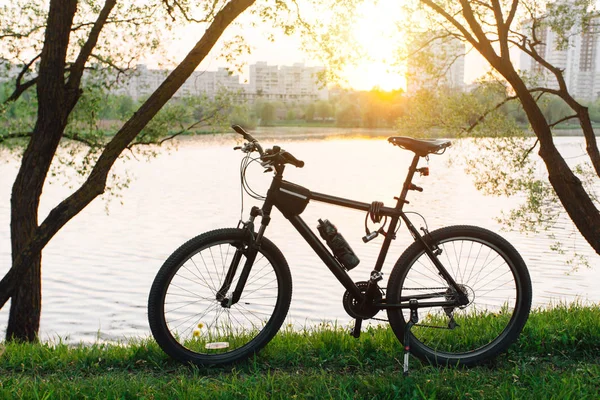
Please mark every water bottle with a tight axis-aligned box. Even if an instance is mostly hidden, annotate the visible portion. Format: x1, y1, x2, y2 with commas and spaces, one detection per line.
317, 219, 360, 271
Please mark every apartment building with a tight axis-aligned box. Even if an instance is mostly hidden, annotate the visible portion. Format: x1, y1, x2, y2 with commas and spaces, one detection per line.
249, 61, 327, 103
406, 34, 466, 94
113, 62, 327, 104
520, 8, 600, 101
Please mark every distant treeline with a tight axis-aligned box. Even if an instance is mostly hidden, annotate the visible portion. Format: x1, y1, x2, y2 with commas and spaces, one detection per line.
3, 82, 600, 134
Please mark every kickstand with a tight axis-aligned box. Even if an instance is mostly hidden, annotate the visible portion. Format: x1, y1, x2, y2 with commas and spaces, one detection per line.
403, 299, 419, 376
351, 318, 362, 338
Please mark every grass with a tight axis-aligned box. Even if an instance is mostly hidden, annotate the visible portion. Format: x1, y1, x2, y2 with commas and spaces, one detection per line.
0, 303, 599, 399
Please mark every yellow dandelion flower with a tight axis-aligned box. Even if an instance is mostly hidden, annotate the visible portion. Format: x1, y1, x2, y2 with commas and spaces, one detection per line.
193, 329, 201, 337
197, 322, 204, 329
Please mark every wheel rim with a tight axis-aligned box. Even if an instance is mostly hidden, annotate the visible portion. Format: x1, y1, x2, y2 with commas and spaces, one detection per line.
162, 239, 282, 357
399, 236, 521, 357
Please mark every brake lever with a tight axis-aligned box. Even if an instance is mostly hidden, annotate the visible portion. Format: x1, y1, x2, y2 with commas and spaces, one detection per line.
235, 142, 257, 153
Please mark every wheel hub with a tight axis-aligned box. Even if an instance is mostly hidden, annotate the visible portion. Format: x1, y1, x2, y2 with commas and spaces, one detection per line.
343, 281, 383, 319
444, 284, 475, 312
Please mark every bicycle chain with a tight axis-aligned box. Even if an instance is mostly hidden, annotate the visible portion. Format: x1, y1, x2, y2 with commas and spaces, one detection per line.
367, 288, 456, 327
401, 287, 456, 329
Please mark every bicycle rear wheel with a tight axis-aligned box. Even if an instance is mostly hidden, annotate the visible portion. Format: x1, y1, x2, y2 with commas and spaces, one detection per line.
387, 225, 531, 366
148, 228, 292, 366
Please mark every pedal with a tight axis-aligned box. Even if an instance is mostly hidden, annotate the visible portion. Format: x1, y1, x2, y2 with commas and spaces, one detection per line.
351, 318, 362, 338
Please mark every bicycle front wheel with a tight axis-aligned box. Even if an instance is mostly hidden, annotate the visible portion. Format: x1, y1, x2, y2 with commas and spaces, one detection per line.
387, 225, 531, 366
148, 228, 292, 366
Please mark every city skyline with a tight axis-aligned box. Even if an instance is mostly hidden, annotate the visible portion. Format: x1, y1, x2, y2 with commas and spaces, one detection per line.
111, 61, 328, 104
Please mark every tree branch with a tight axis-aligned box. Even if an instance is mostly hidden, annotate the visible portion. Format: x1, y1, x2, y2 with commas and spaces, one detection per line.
505, 0, 519, 29
458, 0, 501, 63
510, 32, 600, 175
70, 10, 159, 32
3, 77, 38, 104
0, 132, 32, 144
490, 0, 505, 28
490, 0, 511, 58
66, 0, 117, 100
404, 32, 463, 61
161, 0, 219, 23
520, 138, 539, 166
0, 25, 45, 40
471, 1, 494, 11
419, 0, 481, 49
88, 53, 128, 75
549, 114, 578, 128
62, 131, 102, 147
129, 107, 226, 148
2, 54, 41, 104
463, 94, 519, 134
527, 86, 562, 96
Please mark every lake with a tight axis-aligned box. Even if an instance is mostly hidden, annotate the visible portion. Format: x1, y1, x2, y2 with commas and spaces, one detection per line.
0, 129, 599, 342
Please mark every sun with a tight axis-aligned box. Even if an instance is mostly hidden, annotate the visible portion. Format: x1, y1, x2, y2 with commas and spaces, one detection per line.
338, 1, 407, 91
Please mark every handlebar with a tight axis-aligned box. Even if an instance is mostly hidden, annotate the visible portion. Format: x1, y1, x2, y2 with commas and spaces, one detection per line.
232, 124, 264, 156
232, 125, 304, 169
281, 150, 305, 168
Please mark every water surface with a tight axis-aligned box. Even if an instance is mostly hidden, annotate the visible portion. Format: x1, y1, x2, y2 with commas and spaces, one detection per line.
0, 132, 598, 342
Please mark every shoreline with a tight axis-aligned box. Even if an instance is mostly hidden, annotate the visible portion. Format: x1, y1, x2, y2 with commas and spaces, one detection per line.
172, 125, 594, 143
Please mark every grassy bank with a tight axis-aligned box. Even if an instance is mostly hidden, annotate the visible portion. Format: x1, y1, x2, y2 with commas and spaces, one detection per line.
1, 303, 599, 399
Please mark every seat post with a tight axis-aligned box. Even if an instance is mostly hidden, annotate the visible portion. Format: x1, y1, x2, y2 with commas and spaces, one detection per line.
395, 154, 421, 211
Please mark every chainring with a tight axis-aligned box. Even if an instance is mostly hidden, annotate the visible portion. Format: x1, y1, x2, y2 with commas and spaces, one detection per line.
342, 281, 383, 319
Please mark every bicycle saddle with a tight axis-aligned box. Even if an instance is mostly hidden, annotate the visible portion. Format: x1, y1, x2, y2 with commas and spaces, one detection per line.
388, 136, 452, 156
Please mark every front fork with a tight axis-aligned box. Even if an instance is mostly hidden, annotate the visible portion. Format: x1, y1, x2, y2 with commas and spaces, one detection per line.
216, 206, 268, 307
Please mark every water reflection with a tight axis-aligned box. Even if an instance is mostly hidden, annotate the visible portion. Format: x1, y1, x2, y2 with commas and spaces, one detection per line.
0, 132, 598, 342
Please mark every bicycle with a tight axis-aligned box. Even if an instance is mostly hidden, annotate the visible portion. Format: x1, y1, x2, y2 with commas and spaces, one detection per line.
148, 125, 532, 370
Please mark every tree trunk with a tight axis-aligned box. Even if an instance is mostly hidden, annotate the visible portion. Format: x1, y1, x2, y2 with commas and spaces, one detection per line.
6, 256, 41, 342
1, 0, 256, 341
418, 0, 600, 256
5, 0, 77, 341
506, 72, 600, 255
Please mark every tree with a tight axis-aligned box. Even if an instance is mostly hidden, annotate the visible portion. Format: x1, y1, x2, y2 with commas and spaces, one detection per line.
335, 101, 361, 127
314, 99, 333, 120
304, 102, 316, 121
259, 101, 276, 125
399, 1, 600, 257
0, 0, 262, 342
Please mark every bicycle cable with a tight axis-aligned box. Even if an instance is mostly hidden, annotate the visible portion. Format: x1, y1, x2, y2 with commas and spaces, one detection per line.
238, 153, 266, 221
404, 211, 429, 232
241, 155, 266, 201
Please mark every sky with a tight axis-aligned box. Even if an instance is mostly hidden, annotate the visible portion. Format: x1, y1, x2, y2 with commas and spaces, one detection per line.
0, 0, 492, 92
162, 1, 493, 92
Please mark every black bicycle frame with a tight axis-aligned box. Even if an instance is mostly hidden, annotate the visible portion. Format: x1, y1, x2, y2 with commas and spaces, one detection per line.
228, 153, 468, 311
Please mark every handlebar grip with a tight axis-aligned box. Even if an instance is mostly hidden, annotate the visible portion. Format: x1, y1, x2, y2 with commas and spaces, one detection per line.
232, 125, 264, 156
231, 124, 256, 142
282, 151, 304, 168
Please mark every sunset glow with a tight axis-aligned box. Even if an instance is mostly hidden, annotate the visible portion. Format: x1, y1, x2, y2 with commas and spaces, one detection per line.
337, 1, 407, 91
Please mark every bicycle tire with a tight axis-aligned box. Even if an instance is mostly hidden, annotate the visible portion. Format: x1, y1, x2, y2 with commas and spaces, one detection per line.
148, 228, 292, 366
387, 225, 531, 366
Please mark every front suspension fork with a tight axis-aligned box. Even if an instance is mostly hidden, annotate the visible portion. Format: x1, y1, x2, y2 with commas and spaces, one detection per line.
217, 207, 268, 307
